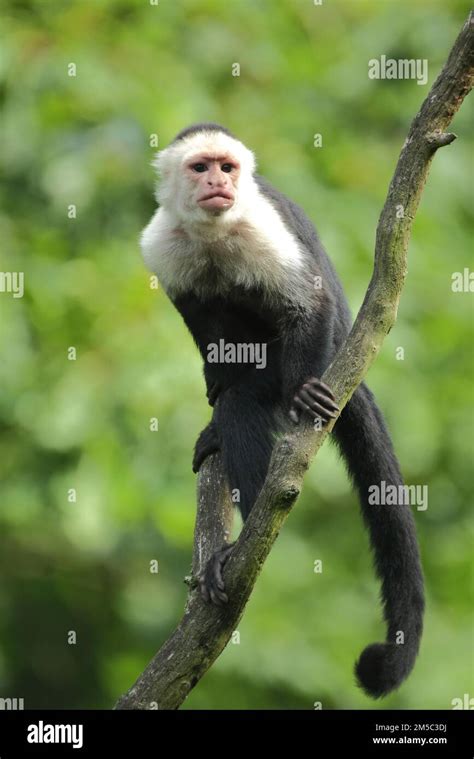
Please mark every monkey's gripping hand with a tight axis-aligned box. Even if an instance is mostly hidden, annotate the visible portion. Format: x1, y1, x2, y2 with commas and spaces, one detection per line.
289, 377, 339, 424
192, 421, 220, 473
199, 543, 235, 606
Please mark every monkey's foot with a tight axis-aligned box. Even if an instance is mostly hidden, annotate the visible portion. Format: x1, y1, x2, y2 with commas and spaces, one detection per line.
192, 421, 220, 473
199, 543, 235, 606
289, 377, 339, 424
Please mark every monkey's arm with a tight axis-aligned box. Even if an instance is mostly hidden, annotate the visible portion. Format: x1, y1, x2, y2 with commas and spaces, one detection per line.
280, 297, 339, 423
172, 293, 225, 402
172, 292, 253, 405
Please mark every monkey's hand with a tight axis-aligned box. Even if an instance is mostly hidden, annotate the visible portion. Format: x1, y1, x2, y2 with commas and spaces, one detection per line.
192, 421, 220, 473
199, 543, 235, 606
289, 377, 339, 424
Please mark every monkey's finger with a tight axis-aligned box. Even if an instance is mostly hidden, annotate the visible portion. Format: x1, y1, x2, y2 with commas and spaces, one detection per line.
200, 577, 226, 605
214, 552, 232, 594
216, 589, 228, 604
289, 407, 300, 423
306, 378, 337, 400
299, 388, 335, 411
303, 385, 339, 411
293, 396, 321, 420
214, 563, 226, 591
293, 396, 334, 422
199, 579, 210, 603
297, 391, 338, 420
209, 588, 224, 606
209, 578, 228, 605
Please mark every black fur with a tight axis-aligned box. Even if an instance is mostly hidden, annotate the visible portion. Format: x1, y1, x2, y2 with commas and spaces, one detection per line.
165, 125, 424, 698
171, 122, 235, 143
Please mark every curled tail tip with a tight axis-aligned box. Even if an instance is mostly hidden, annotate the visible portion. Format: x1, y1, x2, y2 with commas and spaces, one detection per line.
355, 642, 416, 699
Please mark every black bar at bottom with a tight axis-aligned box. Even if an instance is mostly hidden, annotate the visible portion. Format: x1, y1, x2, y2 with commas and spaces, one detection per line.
0, 709, 471, 756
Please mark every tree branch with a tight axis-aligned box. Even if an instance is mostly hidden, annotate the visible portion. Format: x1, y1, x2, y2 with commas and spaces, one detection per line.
116, 13, 473, 710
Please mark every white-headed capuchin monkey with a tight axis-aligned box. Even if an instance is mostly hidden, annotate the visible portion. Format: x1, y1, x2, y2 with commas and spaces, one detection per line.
140, 123, 424, 699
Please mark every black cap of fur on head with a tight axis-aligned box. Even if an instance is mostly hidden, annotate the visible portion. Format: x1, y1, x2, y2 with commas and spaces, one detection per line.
171, 122, 235, 143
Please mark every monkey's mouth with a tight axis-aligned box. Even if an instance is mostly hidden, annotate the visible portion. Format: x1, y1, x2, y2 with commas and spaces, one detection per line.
198, 191, 234, 211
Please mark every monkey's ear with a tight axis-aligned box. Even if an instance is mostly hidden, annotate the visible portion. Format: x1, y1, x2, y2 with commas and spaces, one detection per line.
151, 150, 170, 176
152, 141, 186, 177
240, 147, 257, 175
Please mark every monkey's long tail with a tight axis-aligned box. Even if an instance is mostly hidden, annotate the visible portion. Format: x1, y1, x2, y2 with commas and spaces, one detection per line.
333, 382, 424, 698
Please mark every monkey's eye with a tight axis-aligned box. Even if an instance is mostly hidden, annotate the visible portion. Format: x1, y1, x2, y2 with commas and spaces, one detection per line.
192, 163, 207, 173
221, 163, 234, 173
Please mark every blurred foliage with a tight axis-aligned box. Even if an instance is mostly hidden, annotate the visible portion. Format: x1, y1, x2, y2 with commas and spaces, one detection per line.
0, 0, 472, 710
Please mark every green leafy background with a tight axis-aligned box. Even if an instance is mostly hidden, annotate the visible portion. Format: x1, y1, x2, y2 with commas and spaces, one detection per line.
0, 0, 472, 709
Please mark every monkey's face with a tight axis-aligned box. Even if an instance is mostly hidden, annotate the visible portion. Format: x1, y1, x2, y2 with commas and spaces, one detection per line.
154, 130, 256, 227
185, 153, 240, 214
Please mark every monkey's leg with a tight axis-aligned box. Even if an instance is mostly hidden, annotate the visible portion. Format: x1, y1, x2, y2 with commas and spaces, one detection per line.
206, 380, 221, 407
199, 386, 277, 606
192, 421, 220, 473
